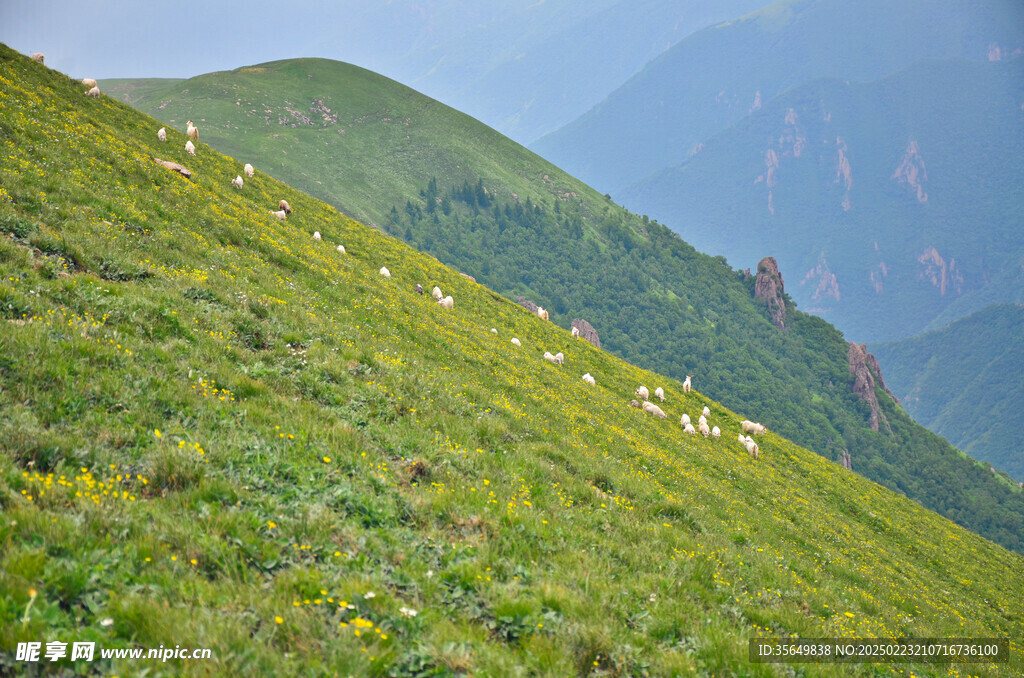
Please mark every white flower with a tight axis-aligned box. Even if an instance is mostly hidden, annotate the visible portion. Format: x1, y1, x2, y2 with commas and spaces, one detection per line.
425, 570, 434, 578
100, 618, 114, 627
399, 607, 418, 617
363, 591, 375, 599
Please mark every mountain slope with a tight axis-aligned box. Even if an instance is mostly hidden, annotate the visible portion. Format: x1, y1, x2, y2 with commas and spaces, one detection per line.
618, 57, 1024, 342
871, 304, 1024, 482
531, 0, 1024, 194
102, 56, 1024, 556
2, 43, 1023, 677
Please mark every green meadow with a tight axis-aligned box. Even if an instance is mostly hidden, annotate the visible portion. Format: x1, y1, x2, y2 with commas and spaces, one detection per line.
2, 45, 1022, 676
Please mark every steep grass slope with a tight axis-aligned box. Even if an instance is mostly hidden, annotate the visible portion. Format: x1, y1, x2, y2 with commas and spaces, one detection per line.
103, 57, 1024, 556
871, 304, 1024, 482
2, 46, 1023, 676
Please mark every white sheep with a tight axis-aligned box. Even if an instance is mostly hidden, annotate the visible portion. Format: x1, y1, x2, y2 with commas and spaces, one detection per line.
642, 401, 667, 419
85, 86, 100, 97
741, 420, 768, 435
82, 78, 97, 88
683, 375, 692, 393
572, 326, 580, 339
543, 351, 560, 365
554, 352, 564, 365
744, 436, 760, 459
336, 245, 346, 254
582, 373, 596, 385
432, 286, 443, 301
186, 120, 199, 142
655, 387, 665, 402
279, 199, 292, 215
537, 307, 549, 321
635, 386, 649, 400
313, 231, 321, 241
270, 210, 287, 220
699, 421, 710, 438
680, 413, 691, 426
244, 163, 254, 178
711, 426, 721, 439
185, 140, 195, 156
511, 338, 521, 347
31, 53, 45, 65
157, 127, 167, 142
379, 267, 391, 278
438, 295, 454, 309
697, 415, 707, 427
684, 423, 697, 435
702, 406, 710, 417
231, 175, 243, 190
737, 433, 747, 444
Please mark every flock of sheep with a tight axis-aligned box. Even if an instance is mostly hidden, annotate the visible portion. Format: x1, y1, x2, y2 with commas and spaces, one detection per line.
64, 58, 769, 462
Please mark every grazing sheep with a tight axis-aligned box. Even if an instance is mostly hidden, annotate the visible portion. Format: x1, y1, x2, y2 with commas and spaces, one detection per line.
741, 420, 768, 435
438, 295, 454, 309
244, 163, 254, 178
537, 307, 549, 321
490, 328, 497, 334
655, 387, 665, 402
683, 375, 692, 393
744, 436, 760, 459
629, 400, 642, 409
186, 120, 199, 142
185, 140, 195, 156
635, 386, 649, 400
313, 231, 321, 241
85, 86, 100, 97
279, 199, 292, 214
157, 127, 167, 142
699, 421, 710, 437
684, 423, 697, 435
582, 373, 596, 385
511, 338, 521, 347
432, 286, 443, 301
379, 267, 391, 278
231, 175, 243, 190
702, 406, 710, 417
737, 433, 747, 444
543, 351, 561, 365
680, 413, 691, 426
31, 53, 45, 64
572, 326, 580, 339
697, 415, 707, 427
554, 352, 564, 365
643, 401, 667, 419
82, 78, 97, 88
414, 284, 423, 294
337, 245, 346, 254
711, 426, 721, 439
270, 210, 287, 220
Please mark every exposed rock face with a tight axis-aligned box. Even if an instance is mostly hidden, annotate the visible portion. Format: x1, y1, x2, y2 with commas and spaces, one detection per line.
835, 137, 852, 211
917, 246, 963, 297
571, 318, 601, 349
800, 258, 840, 304
516, 296, 539, 314
840, 450, 852, 471
848, 342, 893, 432
864, 351, 897, 403
892, 140, 928, 203
754, 257, 787, 329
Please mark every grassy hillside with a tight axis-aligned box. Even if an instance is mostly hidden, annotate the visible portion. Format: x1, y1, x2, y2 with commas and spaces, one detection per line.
871, 304, 1024, 482
102, 56, 1024, 556
619, 58, 1024, 342
531, 0, 1024, 194
3, 43, 1023, 676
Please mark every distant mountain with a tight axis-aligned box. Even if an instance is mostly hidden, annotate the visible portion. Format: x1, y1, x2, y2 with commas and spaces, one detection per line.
104, 57, 1024, 554
618, 57, 1024, 342
872, 304, 1024, 482
532, 0, 1024, 194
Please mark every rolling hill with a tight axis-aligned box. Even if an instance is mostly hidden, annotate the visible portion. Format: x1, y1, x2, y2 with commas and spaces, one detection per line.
531, 0, 1024, 195
2, 42, 1023, 676
871, 304, 1024, 482
617, 57, 1024, 342
101, 56, 1024, 556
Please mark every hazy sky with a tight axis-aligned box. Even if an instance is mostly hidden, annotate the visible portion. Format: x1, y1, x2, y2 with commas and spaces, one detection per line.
0, 0, 518, 81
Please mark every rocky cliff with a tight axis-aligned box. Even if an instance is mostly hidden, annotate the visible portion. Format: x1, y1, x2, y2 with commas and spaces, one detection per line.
754, 256, 787, 329
848, 342, 893, 432
571, 318, 601, 349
